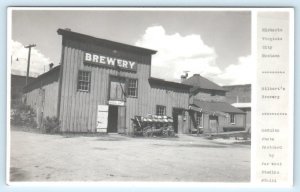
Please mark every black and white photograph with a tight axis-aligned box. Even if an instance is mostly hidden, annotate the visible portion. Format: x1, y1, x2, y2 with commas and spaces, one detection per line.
8, 8, 252, 183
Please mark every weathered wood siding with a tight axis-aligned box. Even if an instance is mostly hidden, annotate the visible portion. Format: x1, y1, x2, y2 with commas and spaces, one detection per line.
189, 112, 245, 133
219, 114, 245, 129
24, 82, 59, 118
240, 108, 251, 128
58, 37, 190, 133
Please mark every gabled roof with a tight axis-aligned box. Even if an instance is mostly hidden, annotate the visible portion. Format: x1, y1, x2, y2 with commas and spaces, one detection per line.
23, 65, 60, 93
182, 74, 225, 91
57, 28, 157, 55
193, 99, 244, 113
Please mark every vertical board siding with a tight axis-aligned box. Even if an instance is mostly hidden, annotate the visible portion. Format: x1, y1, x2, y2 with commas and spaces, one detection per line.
59, 38, 190, 133
201, 113, 245, 133
25, 82, 59, 118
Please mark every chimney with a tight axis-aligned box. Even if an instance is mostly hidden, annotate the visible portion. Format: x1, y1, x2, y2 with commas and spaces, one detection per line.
49, 63, 54, 70
180, 71, 189, 83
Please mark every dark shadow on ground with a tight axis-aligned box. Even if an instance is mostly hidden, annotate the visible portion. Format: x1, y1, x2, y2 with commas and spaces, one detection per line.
10, 167, 30, 181
153, 143, 228, 148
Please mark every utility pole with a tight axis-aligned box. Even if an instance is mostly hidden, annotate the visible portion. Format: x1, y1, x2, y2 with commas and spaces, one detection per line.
25, 44, 36, 85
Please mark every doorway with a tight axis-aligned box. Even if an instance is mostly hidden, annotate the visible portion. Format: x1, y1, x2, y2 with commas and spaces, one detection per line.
107, 105, 126, 133
172, 108, 184, 134
209, 115, 218, 133
107, 105, 118, 133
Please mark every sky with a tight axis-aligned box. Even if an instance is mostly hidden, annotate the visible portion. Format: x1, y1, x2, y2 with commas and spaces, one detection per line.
10, 9, 252, 85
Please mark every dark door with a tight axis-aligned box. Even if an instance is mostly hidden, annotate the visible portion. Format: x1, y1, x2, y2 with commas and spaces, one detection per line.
108, 105, 118, 133
172, 108, 184, 134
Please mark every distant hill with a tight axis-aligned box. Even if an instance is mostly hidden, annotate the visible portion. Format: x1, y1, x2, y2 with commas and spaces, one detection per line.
222, 84, 251, 104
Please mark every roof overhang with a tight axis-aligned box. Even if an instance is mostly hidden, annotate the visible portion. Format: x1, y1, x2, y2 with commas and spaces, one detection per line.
57, 28, 157, 55
189, 105, 230, 117
191, 100, 245, 114
149, 77, 193, 90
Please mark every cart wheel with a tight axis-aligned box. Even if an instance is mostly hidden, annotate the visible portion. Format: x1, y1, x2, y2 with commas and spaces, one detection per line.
142, 129, 148, 137
162, 129, 168, 137
169, 130, 175, 137
148, 129, 153, 137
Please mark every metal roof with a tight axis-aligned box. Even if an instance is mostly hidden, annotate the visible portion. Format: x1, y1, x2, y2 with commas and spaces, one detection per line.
182, 74, 226, 91
192, 99, 244, 114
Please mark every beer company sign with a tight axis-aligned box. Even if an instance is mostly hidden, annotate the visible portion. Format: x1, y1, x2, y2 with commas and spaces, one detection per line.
84, 52, 137, 72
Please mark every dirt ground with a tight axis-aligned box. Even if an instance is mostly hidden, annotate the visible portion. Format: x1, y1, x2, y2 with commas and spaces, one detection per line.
9, 128, 250, 182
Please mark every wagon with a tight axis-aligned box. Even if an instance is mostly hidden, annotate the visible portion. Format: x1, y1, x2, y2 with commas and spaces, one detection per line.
131, 115, 175, 137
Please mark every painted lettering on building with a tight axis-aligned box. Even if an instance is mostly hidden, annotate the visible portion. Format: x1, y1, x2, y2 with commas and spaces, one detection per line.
84, 52, 137, 72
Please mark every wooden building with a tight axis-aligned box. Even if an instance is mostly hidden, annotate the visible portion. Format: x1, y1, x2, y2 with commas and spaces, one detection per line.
182, 74, 246, 133
24, 28, 191, 134
23, 28, 246, 135
223, 84, 251, 129
23, 66, 60, 128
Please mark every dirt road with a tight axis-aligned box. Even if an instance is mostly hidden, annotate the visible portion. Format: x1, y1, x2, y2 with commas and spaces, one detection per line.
10, 129, 250, 182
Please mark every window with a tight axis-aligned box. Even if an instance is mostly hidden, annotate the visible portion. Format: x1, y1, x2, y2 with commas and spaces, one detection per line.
127, 78, 138, 97
156, 105, 166, 116
230, 113, 235, 124
77, 70, 91, 92
196, 112, 203, 128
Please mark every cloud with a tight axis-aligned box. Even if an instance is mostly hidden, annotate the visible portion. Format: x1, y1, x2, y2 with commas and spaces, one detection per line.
136, 26, 252, 85
216, 55, 253, 85
10, 40, 53, 77
135, 26, 219, 81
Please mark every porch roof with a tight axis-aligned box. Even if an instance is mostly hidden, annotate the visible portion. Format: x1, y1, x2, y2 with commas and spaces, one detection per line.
191, 99, 245, 114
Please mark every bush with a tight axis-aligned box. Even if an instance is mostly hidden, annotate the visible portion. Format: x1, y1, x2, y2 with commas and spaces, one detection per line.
43, 117, 60, 134
11, 103, 37, 128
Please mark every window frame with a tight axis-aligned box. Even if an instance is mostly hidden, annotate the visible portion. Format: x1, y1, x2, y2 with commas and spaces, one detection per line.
230, 113, 235, 124
156, 105, 166, 116
77, 70, 91, 92
127, 78, 138, 98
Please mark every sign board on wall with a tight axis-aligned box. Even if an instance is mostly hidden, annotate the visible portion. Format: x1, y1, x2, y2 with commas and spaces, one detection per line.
84, 52, 137, 72
108, 100, 125, 106
96, 105, 109, 133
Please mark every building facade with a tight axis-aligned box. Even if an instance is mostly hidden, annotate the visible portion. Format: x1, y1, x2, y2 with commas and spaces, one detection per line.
23, 28, 246, 135
183, 74, 246, 133
24, 29, 191, 134
223, 84, 251, 129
